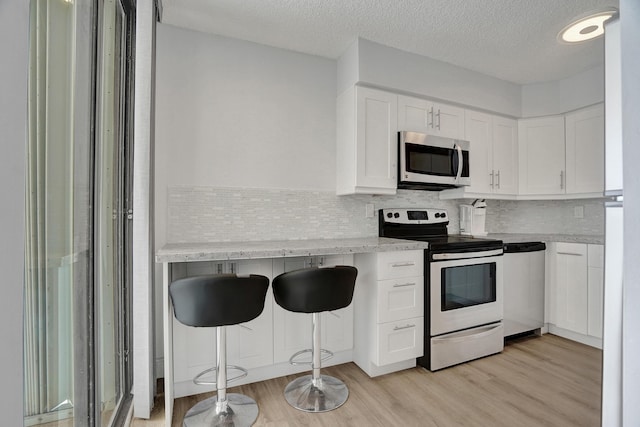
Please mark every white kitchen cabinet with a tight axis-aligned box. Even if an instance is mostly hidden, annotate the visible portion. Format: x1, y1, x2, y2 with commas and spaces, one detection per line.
353, 250, 424, 377
518, 116, 566, 195
226, 259, 274, 370
565, 104, 605, 195
397, 95, 465, 139
336, 86, 398, 195
587, 244, 604, 339
171, 258, 274, 390
272, 255, 354, 364
553, 243, 588, 335
463, 110, 517, 195
548, 242, 604, 348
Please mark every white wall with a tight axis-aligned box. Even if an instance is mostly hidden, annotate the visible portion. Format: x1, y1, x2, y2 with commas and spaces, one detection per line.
154, 24, 338, 371
521, 65, 604, 117
0, 0, 27, 425
343, 38, 523, 117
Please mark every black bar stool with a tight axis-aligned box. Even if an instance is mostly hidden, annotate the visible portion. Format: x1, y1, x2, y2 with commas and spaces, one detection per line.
169, 274, 269, 427
272, 265, 357, 412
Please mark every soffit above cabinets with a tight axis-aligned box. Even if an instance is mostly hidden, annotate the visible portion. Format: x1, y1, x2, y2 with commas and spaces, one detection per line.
160, 0, 618, 85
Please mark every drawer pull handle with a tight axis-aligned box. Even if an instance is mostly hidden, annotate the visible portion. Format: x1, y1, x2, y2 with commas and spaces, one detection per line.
393, 324, 416, 331
393, 282, 415, 288
391, 262, 415, 268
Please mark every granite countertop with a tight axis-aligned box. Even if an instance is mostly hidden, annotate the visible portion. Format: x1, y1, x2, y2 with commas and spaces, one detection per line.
487, 233, 604, 245
156, 237, 430, 263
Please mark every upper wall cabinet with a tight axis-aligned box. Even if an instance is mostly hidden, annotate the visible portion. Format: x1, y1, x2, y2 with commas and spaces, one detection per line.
439, 111, 517, 199
565, 104, 604, 195
518, 115, 566, 195
397, 95, 465, 140
464, 111, 518, 195
337, 86, 398, 195
518, 104, 604, 198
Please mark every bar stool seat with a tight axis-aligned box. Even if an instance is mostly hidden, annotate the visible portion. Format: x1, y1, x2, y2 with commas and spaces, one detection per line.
272, 265, 357, 412
170, 274, 269, 427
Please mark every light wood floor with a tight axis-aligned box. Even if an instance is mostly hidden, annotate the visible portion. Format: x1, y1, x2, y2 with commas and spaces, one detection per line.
133, 334, 602, 427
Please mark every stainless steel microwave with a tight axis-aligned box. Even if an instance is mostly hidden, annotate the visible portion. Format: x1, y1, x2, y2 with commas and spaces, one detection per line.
398, 131, 471, 191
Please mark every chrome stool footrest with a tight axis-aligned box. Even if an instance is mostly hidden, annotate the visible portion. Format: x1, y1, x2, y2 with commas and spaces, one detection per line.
288, 348, 334, 366
193, 365, 248, 386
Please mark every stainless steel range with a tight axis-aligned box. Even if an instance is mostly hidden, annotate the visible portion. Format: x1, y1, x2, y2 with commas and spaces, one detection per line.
379, 208, 504, 370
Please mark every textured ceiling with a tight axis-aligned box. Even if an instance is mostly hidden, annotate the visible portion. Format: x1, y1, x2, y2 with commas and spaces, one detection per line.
160, 0, 619, 85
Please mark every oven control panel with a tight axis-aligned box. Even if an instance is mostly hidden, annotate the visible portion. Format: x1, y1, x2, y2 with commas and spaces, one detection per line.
380, 208, 448, 225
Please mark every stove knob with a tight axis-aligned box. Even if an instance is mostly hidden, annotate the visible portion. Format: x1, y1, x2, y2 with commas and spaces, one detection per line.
394, 213, 400, 218
435, 213, 441, 218
387, 213, 392, 218
441, 212, 447, 218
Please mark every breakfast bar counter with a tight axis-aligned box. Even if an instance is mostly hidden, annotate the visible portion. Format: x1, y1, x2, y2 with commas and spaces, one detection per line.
157, 236, 429, 426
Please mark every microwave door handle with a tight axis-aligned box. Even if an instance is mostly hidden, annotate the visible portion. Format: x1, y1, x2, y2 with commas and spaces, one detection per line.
453, 144, 463, 183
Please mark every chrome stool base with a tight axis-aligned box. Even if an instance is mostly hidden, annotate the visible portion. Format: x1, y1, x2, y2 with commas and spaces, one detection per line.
183, 393, 259, 427
283, 374, 349, 412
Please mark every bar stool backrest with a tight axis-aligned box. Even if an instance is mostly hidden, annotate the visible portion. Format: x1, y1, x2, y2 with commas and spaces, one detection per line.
272, 265, 357, 313
169, 274, 269, 327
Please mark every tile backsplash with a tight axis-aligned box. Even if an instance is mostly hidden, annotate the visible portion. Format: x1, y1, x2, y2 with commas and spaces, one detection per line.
166, 186, 605, 243
485, 199, 604, 235
166, 186, 460, 243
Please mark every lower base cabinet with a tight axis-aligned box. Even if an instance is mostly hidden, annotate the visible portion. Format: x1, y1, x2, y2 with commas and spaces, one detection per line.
548, 242, 603, 348
170, 254, 355, 397
353, 250, 424, 377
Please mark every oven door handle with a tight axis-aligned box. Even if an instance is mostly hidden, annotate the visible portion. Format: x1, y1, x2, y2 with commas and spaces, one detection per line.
431, 248, 503, 260
453, 144, 463, 183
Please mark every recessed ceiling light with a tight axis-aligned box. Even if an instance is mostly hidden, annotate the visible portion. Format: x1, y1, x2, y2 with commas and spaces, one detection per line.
558, 8, 618, 43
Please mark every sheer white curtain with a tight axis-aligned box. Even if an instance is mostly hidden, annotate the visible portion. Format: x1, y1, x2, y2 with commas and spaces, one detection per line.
24, 0, 76, 423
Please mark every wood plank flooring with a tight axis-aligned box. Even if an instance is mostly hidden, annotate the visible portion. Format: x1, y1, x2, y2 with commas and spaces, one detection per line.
133, 334, 602, 427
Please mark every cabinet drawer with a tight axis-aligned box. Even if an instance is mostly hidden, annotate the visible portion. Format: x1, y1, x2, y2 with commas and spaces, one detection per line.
376, 250, 423, 280
374, 317, 424, 366
377, 276, 424, 323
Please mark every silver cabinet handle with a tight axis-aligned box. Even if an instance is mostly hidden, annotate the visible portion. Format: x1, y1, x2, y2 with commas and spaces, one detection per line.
393, 282, 416, 288
391, 261, 415, 268
560, 171, 565, 190
393, 324, 416, 331
216, 263, 224, 274
490, 170, 494, 189
496, 170, 501, 189
428, 107, 434, 128
436, 109, 441, 130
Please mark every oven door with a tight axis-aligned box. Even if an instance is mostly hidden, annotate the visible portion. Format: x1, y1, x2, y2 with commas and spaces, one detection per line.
429, 250, 503, 336
398, 131, 470, 188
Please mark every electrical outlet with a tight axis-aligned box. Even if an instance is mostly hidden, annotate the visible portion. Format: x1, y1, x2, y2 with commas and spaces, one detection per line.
365, 203, 374, 218
574, 205, 584, 218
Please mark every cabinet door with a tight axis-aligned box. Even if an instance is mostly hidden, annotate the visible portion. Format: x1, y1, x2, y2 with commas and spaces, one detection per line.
397, 96, 465, 139
464, 110, 493, 194
554, 243, 588, 334
226, 259, 274, 369
355, 87, 398, 191
565, 104, 605, 194
434, 103, 465, 139
398, 95, 431, 133
492, 116, 518, 195
587, 245, 604, 339
518, 116, 566, 195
